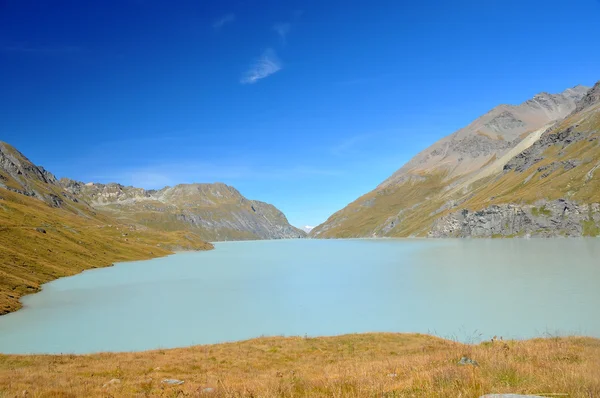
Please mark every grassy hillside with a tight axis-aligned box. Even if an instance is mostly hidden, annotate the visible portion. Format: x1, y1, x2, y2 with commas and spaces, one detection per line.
0, 187, 213, 315
1, 333, 598, 397
310, 173, 451, 238
462, 108, 600, 207
312, 84, 600, 239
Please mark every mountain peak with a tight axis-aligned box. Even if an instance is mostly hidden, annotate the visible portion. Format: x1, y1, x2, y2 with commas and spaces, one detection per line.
312, 80, 600, 240
380, 84, 588, 188
0, 141, 58, 189
574, 81, 600, 113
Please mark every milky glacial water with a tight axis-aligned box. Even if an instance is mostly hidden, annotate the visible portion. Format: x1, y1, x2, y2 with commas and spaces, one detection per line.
0, 238, 599, 354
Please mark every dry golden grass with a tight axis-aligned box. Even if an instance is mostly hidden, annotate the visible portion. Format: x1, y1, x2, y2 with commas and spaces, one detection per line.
313, 173, 450, 238
0, 188, 213, 315
0, 333, 599, 397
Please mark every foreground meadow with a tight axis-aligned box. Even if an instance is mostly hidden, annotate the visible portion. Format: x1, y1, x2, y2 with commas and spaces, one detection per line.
1, 333, 599, 397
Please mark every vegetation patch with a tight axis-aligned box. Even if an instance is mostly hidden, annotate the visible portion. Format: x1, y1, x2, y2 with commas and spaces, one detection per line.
0, 188, 213, 315
531, 205, 552, 217
582, 220, 600, 237
0, 334, 599, 397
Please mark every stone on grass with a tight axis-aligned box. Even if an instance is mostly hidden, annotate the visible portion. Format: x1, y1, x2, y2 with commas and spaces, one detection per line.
102, 378, 121, 388
480, 395, 548, 398
162, 378, 185, 385
458, 356, 479, 366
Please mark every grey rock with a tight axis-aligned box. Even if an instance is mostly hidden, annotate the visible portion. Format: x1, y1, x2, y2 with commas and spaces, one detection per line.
449, 134, 515, 158
102, 378, 121, 388
200, 387, 215, 394
504, 126, 592, 173
457, 356, 479, 366
574, 81, 600, 113
484, 110, 526, 133
429, 199, 600, 238
161, 379, 185, 385
0, 142, 83, 208
480, 395, 547, 398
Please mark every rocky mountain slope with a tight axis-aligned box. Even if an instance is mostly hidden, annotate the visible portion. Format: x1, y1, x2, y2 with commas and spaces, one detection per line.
60, 180, 306, 241
311, 83, 600, 238
0, 142, 213, 315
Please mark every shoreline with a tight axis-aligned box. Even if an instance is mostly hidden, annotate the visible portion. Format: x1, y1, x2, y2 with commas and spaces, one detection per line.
1, 330, 597, 356
0, 245, 213, 317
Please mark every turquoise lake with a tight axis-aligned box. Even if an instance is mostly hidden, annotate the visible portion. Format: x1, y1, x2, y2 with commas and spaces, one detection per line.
1, 239, 599, 354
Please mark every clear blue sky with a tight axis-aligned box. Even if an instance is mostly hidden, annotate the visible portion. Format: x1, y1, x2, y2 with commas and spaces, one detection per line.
1, 0, 599, 228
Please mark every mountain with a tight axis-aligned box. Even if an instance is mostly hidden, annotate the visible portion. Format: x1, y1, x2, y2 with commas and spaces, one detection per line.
311, 83, 600, 238
60, 180, 307, 241
0, 142, 303, 315
0, 142, 213, 314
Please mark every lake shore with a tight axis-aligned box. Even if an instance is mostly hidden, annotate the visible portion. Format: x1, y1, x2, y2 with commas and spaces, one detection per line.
1, 332, 599, 397
0, 214, 214, 316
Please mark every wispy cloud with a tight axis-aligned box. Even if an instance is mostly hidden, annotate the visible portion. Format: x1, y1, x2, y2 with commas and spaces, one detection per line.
240, 48, 282, 84
273, 22, 291, 43
213, 13, 235, 29
331, 134, 372, 157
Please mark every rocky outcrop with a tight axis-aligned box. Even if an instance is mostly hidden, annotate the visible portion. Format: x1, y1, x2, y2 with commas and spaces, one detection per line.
504, 126, 595, 173
0, 142, 81, 208
61, 180, 306, 241
0, 142, 58, 187
429, 200, 600, 238
574, 81, 600, 113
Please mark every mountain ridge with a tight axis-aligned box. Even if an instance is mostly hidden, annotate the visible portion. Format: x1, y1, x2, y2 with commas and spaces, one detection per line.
60, 179, 306, 241
311, 82, 600, 238
0, 142, 303, 315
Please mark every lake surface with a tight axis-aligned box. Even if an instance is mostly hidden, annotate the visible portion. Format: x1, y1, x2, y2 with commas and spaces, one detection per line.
1, 239, 599, 354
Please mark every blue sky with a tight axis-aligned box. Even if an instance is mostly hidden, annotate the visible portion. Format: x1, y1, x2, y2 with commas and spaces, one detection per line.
1, 0, 599, 228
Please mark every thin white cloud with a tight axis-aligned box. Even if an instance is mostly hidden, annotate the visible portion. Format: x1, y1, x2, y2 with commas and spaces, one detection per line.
240, 48, 282, 84
273, 22, 292, 43
213, 13, 235, 29
331, 134, 371, 157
